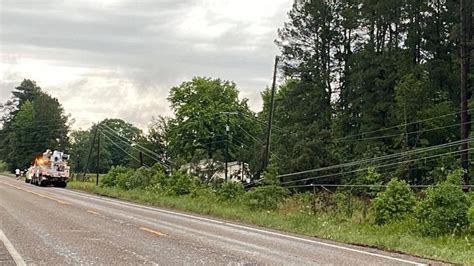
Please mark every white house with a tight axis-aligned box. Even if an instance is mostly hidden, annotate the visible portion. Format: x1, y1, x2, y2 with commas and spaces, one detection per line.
181, 159, 251, 183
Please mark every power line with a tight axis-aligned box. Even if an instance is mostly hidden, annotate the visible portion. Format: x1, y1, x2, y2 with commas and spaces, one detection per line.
278, 136, 474, 179
339, 120, 472, 143
98, 127, 161, 163
281, 147, 474, 185
101, 133, 149, 167
237, 124, 264, 144
239, 112, 286, 132
198, 139, 227, 146
98, 124, 171, 169
334, 109, 468, 141
168, 133, 226, 143
285, 183, 474, 189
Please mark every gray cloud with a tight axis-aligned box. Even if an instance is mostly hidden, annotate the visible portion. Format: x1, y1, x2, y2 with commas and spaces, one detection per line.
0, 0, 291, 129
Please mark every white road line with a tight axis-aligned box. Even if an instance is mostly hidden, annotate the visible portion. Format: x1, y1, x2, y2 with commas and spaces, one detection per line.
63, 189, 426, 265
0, 229, 26, 266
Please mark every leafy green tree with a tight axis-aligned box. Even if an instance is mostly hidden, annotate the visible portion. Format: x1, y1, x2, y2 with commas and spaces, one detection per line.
136, 116, 171, 168
71, 119, 144, 174
262, 80, 337, 181
69, 129, 111, 174
167, 77, 260, 172
98, 118, 142, 168
7, 101, 36, 169
0, 80, 70, 170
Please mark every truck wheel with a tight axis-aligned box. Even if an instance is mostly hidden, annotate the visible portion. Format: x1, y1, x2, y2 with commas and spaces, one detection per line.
58, 182, 67, 188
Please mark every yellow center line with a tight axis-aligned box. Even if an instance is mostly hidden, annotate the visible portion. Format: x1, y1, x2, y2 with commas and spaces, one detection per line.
86, 210, 100, 215
0, 181, 71, 205
140, 227, 166, 237
2, 181, 170, 237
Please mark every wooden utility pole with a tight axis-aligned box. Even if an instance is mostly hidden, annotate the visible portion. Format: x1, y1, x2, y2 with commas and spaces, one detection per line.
262, 56, 279, 171
96, 132, 100, 186
460, 0, 472, 189
225, 115, 230, 181
221, 111, 238, 181
139, 151, 144, 167
83, 124, 98, 180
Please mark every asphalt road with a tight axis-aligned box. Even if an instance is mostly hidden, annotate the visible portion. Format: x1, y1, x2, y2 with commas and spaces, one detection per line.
0, 175, 440, 265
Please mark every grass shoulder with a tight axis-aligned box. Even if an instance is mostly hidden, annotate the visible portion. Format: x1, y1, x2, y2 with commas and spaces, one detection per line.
67, 180, 473, 264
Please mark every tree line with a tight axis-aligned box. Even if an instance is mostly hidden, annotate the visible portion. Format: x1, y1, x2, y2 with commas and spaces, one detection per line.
267, 0, 472, 187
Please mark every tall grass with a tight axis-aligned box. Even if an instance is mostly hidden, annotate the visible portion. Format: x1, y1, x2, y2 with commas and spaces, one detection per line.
68, 180, 473, 264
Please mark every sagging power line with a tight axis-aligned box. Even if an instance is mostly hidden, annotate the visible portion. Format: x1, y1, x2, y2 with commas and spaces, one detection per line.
281, 147, 474, 186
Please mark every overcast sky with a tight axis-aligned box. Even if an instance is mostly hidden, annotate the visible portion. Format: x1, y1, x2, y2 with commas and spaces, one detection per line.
0, 0, 292, 130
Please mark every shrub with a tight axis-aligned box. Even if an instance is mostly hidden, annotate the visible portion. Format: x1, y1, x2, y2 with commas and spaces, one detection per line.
245, 185, 289, 210
262, 164, 280, 185
105, 164, 166, 190
351, 167, 383, 198
372, 178, 416, 225
189, 184, 216, 200
416, 170, 470, 236
217, 181, 245, 201
335, 191, 356, 218
165, 171, 196, 196
468, 205, 474, 232
101, 166, 132, 187
292, 192, 313, 210
126, 167, 149, 189
0, 161, 7, 172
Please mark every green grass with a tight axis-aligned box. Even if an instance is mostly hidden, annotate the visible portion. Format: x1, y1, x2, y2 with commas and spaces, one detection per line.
1, 171, 19, 179
68, 181, 473, 264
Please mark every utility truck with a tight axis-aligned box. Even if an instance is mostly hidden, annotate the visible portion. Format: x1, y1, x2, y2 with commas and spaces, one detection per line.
26, 149, 70, 188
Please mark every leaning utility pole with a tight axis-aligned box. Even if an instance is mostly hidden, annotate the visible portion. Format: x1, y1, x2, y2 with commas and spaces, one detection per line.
225, 114, 230, 181
96, 132, 100, 186
83, 124, 98, 180
262, 56, 279, 171
460, 0, 472, 189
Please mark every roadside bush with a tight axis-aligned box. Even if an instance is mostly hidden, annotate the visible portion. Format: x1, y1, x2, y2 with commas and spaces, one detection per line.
119, 164, 165, 189
101, 166, 132, 187
0, 161, 7, 172
416, 170, 470, 236
350, 167, 383, 198
189, 184, 216, 200
335, 191, 357, 218
245, 185, 289, 210
262, 164, 280, 185
280, 192, 314, 215
165, 171, 196, 196
372, 178, 416, 225
217, 181, 245, 201
468, 205, 474, 233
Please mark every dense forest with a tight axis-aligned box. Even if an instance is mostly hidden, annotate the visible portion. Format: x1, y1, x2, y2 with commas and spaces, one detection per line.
267, 0, 473, 187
